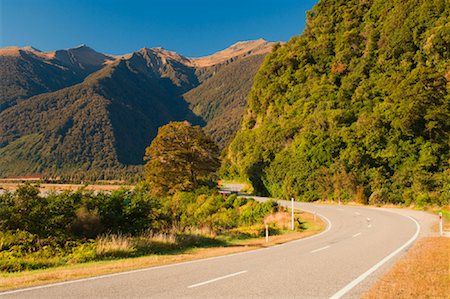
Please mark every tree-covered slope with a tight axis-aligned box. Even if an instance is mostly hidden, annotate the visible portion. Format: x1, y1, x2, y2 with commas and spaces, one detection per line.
224, 0, 450, 205
184, 54, 268, 148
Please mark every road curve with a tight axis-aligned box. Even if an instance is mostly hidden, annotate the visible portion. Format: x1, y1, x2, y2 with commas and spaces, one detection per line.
0, 199, 435, 299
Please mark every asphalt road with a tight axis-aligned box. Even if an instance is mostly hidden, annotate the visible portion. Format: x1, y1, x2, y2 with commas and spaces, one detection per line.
1, 198, 436, 299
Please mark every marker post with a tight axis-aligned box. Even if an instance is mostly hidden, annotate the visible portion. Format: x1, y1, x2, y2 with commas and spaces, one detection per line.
265, 224, 269, 243
439, 212, 443, 237
291, 198, 295, 231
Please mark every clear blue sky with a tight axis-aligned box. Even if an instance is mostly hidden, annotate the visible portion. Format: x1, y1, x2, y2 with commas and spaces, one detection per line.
1, 0, 318, 57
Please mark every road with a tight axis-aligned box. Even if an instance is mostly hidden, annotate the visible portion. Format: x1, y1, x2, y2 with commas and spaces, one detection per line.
0, 197, 436, 298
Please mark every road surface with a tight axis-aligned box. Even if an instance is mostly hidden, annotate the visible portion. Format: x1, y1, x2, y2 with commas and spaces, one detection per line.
0, 197, 436, 298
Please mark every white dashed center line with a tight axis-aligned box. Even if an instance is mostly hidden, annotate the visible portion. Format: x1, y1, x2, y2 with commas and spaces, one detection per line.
310, 245, 330, 253
188, 270, 248, 288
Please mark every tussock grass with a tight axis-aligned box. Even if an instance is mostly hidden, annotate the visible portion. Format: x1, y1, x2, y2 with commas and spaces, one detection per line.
95, 232, 220, 257
96, 234, 134, 256
135, 232, 177, 247
364, 237, 450, 299
265, 211, 292, 230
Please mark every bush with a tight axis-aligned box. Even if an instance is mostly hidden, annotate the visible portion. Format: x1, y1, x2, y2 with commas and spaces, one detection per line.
0, 184, 162, 240
0, 184, 281, 272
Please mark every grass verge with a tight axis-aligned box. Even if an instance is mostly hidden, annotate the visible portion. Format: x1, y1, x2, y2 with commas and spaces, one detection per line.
363, 237, 450, 298
0, 210, 324, 291
0, 182, 132, 192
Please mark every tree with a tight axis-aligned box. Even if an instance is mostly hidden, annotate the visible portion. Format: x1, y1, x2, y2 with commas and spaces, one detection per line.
144, 122, 220, 196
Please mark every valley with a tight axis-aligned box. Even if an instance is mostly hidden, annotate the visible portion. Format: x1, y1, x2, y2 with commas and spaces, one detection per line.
0, 39, 275, 181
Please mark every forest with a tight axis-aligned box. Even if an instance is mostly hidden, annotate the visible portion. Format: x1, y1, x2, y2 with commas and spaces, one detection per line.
223, 0, 450, 205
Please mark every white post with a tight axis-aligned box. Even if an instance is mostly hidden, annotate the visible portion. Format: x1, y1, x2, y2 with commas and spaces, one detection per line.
439, 212, 443, 237
265, 224, 269, 243
291, 198, 295, 230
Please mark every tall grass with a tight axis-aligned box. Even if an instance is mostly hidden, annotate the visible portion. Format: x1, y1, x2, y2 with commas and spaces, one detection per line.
94, 231, 222, 258
96, 234, 134, 256
264, 211, 292, 230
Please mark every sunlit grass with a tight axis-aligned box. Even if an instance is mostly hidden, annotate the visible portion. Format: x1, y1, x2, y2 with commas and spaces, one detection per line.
364, 237, 450, 298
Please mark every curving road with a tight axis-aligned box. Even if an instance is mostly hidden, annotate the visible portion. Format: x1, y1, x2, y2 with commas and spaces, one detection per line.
0, 197, 436, 298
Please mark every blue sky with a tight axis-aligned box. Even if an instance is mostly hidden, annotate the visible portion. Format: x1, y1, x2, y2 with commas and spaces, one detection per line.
1, 0, 317, 57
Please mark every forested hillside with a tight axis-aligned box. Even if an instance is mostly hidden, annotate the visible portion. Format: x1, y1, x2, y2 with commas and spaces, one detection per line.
184, 54, 268, 147
223, 0, 450, 205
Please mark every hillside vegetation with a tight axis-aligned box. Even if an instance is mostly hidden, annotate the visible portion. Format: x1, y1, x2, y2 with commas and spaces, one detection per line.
184, 54, 267, 148
223, 0, 450, 205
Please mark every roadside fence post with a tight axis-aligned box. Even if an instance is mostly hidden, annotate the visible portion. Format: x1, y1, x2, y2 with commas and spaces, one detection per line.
291, 198, 295, 231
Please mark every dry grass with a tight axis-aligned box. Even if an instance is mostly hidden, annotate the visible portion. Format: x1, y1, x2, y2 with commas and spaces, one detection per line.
0, 183, 132, 192
96, 234, 134, 256
364, 237, 450, 299
96, 232, 183, 256
265, 211, 292, 229
134, 232, 178, 249
0, 212, 326, 291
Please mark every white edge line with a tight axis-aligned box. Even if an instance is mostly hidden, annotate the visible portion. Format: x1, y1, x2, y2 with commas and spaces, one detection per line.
187, 270, 247, 288
329, 215, 420, 299
0, 198, 332, 296
352, 233, 361, 238
310, 245, 330, 253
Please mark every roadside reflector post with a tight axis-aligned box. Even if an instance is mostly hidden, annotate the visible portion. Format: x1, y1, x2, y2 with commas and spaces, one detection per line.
291, 198, 295, 231
265, 224, 269, 243
439, 212, 443, 237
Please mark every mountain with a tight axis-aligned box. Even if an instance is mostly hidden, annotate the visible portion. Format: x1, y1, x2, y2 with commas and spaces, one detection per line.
189, 38, 272, 67
0, 45, 115, 110
183, 39, 275, 147
223, 0, 450, 205
184, 53, 270, 147
0, 39, 275, 180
